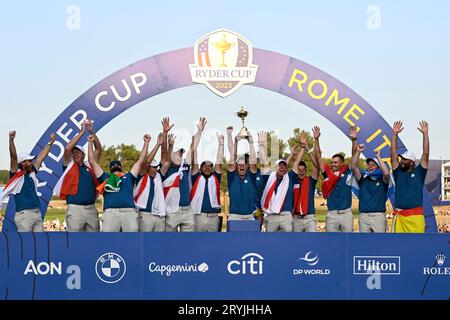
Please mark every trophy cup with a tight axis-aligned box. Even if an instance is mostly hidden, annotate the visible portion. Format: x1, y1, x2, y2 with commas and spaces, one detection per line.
236, 106, 249, 138
214, 33, 235, 67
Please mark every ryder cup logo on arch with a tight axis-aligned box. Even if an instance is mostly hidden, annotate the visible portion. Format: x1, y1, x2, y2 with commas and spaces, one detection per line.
189, 29, 258, 97
95, 252, 126, 284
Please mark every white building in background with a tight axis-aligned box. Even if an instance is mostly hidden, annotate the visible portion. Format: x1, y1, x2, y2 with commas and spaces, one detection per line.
441, 161, 450, 200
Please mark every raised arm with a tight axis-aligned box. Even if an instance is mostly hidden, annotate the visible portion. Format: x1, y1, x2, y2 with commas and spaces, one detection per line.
130, 134, 151, 177
292, 133, 308, 174
146, 133, 164, 165
87, 135, 104, 177
86, 119, 102, 162
309, 143, 319, 180
312, 126, 325, 173
161, 117, 174, 167
34, 134, 56, 171
161, 133, 174, 175
191, 136, 199, 175
417, 121, 429, 169
248, 132, 257, 173
285, 143, 296, 169
63, 121, 86, 165
350, 144, 364, 181
9, 131, 18, 173
228, 133, 244, 172
258, 131, 270, 171
308, 135, 319, 177
375, 149, 390, 184
140, 133, 163, 176
186, 117, 206, 166
215, 133, 224, 173
226, 126, 235, 162
391, 121, 404, 171
292, 146, 306, 174
349, 126, 358, 158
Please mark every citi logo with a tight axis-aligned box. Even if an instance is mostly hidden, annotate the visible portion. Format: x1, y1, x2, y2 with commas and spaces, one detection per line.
227, 253, 263, 275
353, 256, 401, 275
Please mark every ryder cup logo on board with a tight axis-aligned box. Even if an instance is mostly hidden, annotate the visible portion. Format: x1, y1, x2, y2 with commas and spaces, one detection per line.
189, 29, 258, 97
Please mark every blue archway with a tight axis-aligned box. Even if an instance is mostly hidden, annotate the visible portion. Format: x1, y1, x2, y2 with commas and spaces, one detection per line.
1, 47, 437, 232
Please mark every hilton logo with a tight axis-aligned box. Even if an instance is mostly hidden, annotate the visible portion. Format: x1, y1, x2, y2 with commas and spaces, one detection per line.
353, 256, 401, 275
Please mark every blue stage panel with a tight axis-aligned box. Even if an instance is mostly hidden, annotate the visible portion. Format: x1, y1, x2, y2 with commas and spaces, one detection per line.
0, 233, 448, 300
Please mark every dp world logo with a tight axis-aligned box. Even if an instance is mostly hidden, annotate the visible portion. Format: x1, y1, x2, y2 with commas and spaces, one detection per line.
300, 251, 320, 266
189, 29, 258, 97
293, 251, 331, 276
95, 253, 126, 284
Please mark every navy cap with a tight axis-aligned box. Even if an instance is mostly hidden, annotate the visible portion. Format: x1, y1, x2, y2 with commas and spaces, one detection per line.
109, 160, 122, 170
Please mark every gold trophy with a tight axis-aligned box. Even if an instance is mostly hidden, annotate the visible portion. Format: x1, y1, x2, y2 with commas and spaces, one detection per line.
214, 33, 234, 67
236, 106, 249, 138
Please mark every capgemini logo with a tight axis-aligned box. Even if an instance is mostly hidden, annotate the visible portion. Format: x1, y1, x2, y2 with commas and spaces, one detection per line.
436, 254, 446, 267
299, 251, 319, 266
148, 261, 209, 276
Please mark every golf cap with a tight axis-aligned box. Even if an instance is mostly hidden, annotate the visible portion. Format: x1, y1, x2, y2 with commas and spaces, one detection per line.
274, 159, 288, 167
400, 151, 416, 162
366, 157, 380, 167
109, 160, 122, 170
201, 160, 214, 167
18, 153, 35, 163
149, 159, 160, 168
72, 145, 86, 155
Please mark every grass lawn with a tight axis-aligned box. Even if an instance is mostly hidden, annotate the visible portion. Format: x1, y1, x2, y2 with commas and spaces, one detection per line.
1, 208, 67, 222
315, 209, 359, 222
43, 209, 67, 221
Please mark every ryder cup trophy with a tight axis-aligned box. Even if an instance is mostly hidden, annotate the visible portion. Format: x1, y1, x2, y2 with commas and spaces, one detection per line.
214, 33, 234, 67
236, 106, 249, 138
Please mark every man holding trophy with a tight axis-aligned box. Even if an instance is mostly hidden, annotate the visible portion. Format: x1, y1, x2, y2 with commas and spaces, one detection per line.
225, 107, 259, 221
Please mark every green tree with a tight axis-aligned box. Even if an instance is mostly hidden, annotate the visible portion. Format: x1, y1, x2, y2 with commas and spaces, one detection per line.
0, 170, 9, 185
98, 144, 140, 173
266, 130, 287, 161
117, 144, 140, 172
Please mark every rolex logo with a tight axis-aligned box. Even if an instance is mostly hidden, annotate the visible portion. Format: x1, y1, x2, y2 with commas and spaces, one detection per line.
436, 254, 446, 266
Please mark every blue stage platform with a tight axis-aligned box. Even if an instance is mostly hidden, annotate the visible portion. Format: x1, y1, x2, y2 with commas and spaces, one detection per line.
0, 232, 448, 300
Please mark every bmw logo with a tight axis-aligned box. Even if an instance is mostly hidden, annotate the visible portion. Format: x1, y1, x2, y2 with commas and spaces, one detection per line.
95, 252, 126, 284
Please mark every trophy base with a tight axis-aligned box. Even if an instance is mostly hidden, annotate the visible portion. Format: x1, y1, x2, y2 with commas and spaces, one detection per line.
239, 129, 249, 138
